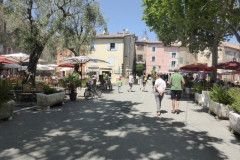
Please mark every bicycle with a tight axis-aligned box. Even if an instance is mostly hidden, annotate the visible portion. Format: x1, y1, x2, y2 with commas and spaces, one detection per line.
84, 82, 102, 100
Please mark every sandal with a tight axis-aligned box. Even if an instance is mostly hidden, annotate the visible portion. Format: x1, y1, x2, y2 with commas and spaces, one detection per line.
176, 110, 179, 114
172, 111, 176, 114
157, 112, 161, 116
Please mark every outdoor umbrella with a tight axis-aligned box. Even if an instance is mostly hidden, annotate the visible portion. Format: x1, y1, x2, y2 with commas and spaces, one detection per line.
212, 61, 240, 70
37, 64, 55, 71
180, 63, 216, 72
0, 58, 16, 64
58, 63, 75, 68
57, 56, 108, 79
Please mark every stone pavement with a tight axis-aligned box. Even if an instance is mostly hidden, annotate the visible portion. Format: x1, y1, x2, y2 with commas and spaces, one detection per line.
0, 82, 240, 160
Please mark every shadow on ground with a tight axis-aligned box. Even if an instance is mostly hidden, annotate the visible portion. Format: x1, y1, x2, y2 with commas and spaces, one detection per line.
0, 97, 229, 160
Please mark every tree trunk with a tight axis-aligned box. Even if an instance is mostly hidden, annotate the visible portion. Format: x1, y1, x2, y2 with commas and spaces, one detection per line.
74, 64, 79, 73
22, 52, 41, 86
211, 40, 219, 82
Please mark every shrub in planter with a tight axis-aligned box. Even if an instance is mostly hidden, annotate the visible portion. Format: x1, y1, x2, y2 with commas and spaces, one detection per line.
210, 85, 233, 105
0, 80, 14, 120
227, 87, 240, 114
193, 82, 204, 94
43, 85, 58, 95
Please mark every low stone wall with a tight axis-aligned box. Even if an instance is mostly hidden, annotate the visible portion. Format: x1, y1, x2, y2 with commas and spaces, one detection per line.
209, 100, 230, 119
229, 111, 240, 134
0, 100, 15, 120
37, 92, 65, 108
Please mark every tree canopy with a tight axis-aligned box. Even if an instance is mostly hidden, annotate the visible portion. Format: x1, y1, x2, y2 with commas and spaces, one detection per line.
142, 0, 240, 80
2, 0, 106, 84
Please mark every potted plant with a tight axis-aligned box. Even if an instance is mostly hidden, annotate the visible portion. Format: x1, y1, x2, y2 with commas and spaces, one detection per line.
227, 87, 240, 134
0, 80, 15, 120
209, 85, 233, 119
60, 73, 81, 101
36, 85, 65, 108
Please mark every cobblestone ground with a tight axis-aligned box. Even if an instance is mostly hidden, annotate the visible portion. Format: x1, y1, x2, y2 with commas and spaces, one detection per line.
0, 82, 240, 160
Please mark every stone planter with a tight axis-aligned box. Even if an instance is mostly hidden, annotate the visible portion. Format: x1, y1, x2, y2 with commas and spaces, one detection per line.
194, 93, 199, 103
202, 91, 210, 107
37, 92, 65, 108
198, 94, 203, 106
209, 101, 219, 115
229, 111, 240, 134
77, 87, 87, 97
209, 100, 230, 119
0, 100, 15, 120
185, 87, 191, 95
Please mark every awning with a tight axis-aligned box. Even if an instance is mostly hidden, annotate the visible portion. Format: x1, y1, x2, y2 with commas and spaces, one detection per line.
100, 68, 112, 71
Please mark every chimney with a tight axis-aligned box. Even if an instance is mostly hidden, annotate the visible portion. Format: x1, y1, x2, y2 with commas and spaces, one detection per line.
123, 29, 125, 35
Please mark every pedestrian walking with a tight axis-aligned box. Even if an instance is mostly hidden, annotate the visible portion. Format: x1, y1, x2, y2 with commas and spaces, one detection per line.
127, 72, 134, 92
154, 73, 166, 116
118, 77, 122, 93
169, 68, 185, 114
140, 74, 147, 92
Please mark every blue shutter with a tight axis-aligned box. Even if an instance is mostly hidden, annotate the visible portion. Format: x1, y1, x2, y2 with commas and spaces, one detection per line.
115, 43, 118, 51
93, 43, 96, 51
107, 43, 110, 51
108, 58, 114, 66
176, 52, 179, 58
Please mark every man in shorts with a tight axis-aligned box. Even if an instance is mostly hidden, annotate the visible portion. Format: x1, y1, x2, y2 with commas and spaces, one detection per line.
169, 68, 185, 114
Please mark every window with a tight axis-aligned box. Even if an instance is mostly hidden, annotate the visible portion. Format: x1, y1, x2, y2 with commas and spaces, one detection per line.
137, 44, 144, 50
153, 66, 156, 71
91, 57, 97, 66
110, 43, 115, 50
171, 52, 176, 58
151, 56, 156, 62
108, 57, 114, 66
170, 61, 177, 69
107, 43, 118, 51
137, 55, 143, 61
152, 46, 156, 52
179, 57, 183, 64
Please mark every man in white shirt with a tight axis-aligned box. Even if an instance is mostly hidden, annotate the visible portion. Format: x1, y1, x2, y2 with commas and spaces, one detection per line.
127, 72, 134, 92
154, 72, 166, 116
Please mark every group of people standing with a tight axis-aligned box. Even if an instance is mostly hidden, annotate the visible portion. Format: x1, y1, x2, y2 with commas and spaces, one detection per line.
120, 69, 185, 117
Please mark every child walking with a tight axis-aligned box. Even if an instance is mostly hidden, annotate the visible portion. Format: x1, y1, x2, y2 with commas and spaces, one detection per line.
118, 77, 123, 93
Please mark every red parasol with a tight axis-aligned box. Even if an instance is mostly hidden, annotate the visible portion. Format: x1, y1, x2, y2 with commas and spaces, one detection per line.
0, 58, 16, 64
212, 61, 240, 70
58, 63, 74, 68
180, 63, 216, 72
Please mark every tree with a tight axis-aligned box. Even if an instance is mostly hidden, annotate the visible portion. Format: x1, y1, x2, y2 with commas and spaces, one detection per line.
58, 1, 106, 73
142, 0, 240, 80
135, 63, 145, 76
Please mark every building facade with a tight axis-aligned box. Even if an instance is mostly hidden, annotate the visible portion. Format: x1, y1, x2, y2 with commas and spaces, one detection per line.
86, 32, 137, 84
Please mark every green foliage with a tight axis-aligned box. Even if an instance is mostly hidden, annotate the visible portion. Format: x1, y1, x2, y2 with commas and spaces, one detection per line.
64, 73, 81, 93
193, 82, 203, 94
0, 80, 13, 107
210, 85, 233, 105
135, 64, 145, 76
227, 87, 240, 113
184, 78, 193, 88
80, 78, 91, 88
43, 86, 58, 95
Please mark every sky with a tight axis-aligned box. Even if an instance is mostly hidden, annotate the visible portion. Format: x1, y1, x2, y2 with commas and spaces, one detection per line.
97, 0, 157, 41
97, 0, 239, 44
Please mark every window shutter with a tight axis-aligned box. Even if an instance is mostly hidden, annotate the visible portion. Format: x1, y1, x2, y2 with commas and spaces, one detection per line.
169, 61, 172, 69
107, 43, 110, 51
115, 43, 118, 51
108, 57, 114, 66
93, 43, 96, 51
176, 52, 179, 58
